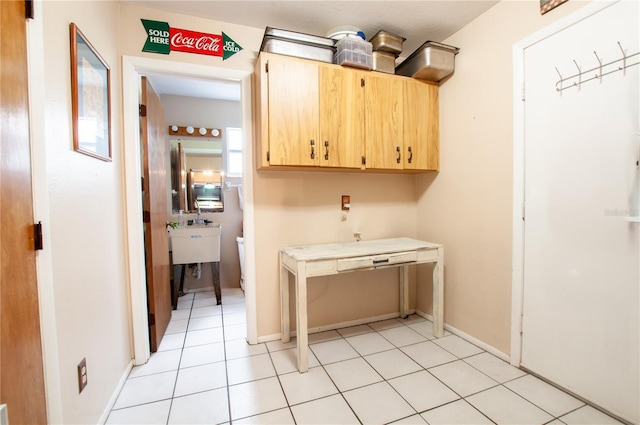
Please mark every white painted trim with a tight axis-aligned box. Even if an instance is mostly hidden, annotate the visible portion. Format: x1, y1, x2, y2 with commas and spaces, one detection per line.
121, 56, 256, 362
510, 39, 526, 367
97, 360, 134, 424
256, 311, 413, 344
262, 306, 511, 363
510, 0, 618, 368
0, 405, 7, 425
26, 4, 64, 423
239, 75, 258, 345
414, 310, 433, 322
257, 333, 284, 344
301, 312, 408, 337
445, 324, 509, 363
414, 310, 510, 362
122, 57, 150, 366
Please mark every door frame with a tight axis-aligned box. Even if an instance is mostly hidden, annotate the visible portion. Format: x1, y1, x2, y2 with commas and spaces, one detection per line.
122, 56, 256, 364
25, 2, 63, 422
510, 0, 620, 366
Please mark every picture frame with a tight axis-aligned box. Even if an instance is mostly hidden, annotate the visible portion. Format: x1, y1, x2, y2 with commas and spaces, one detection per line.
540, 0, 569, 15
70, 23, 112, 161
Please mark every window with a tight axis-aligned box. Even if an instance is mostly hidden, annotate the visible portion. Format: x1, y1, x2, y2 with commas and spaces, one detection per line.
226, 127, 242, 177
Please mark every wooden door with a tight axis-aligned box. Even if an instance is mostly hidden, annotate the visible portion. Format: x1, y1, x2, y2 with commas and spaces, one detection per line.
403, 79, 439, 171
318, 65, 365, 169
364, 73, 404, 170
141, 77, 171, 352
266, 54, 320, 166
0, 0, 48, 423
521, 1, 638, 421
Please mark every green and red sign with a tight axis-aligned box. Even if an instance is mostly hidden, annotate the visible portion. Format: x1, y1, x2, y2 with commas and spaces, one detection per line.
141, 19, 242, 61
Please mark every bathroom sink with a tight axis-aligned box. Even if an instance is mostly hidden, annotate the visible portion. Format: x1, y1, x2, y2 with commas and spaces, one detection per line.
169, 224, 221, 264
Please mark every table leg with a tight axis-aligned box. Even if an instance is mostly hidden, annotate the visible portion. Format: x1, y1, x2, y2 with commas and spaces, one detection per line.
433, 247, 445, 338
280, 253, 290, 343
211, 262, 221, 305
179, 265, 186, 296
296, 261, 309, 373
400, 265, 409, 319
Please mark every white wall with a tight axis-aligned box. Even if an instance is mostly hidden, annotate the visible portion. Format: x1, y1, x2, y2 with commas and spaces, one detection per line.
37, 1, 132, 423
415, 0, 592, 355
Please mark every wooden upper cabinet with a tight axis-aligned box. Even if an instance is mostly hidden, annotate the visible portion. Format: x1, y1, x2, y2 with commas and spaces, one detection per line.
254, 52, 439, 173
319, 65, 365, 169
364, 72, 404, 170
403, 79, 439, 171
263, 54, 320, 166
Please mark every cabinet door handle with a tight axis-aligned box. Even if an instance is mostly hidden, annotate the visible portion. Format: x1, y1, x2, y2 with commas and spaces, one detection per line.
396, 146, 401, 164
324, 141, 329, 160
407, 146, 413, 164
310, 139, 315, 159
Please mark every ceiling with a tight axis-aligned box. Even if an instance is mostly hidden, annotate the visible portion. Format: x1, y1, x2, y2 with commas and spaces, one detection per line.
130, 0, 499, 101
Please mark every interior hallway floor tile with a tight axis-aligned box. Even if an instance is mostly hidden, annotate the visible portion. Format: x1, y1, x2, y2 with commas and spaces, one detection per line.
107, 290, 626, 425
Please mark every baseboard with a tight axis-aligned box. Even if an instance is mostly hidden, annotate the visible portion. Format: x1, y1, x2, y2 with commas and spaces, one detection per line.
256, 310, 416, 344
98, 360, 134, 424
415, 309, 509, 362
259, 309, 510, 364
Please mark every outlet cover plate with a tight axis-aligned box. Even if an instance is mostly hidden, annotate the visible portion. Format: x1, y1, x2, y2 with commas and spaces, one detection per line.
77, 358, 88, 393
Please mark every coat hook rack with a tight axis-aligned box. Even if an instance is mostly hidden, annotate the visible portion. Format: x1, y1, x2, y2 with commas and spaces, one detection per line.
555, 41, 639, 93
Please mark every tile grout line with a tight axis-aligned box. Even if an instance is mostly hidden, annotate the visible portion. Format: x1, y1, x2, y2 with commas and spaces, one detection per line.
219, 299, 235, 425
265, 338, 298, 423
311, 338, 366, 425
165, 294, 194, 424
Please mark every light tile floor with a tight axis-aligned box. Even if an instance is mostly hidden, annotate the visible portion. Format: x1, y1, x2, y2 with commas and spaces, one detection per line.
107, 288, 624, 425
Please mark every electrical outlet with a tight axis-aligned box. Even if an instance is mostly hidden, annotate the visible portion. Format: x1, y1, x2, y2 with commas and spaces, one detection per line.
77, 358, 88, 393
341, 195, 350, 211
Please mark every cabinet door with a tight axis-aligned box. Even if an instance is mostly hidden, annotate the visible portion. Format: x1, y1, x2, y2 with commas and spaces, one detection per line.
266, 55, 320, 166
319, 65, 365, 169
364, 73, 404, 170
403, 79, 439, 171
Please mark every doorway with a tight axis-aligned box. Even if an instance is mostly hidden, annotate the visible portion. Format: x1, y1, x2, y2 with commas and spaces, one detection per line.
122, 56, 256, 365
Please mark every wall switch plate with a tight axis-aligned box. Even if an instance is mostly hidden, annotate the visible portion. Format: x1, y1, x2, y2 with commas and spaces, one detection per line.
341, 195, 350, 211
77, 358, 88, 393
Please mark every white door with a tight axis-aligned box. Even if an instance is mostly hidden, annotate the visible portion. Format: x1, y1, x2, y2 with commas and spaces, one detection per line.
522, 1, 639, 423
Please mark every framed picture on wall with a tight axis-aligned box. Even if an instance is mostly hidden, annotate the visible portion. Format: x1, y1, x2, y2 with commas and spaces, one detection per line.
540, 0, 569, 15
70, 23, 112, 161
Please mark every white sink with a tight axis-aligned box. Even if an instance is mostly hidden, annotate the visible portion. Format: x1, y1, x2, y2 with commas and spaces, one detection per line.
169, 224, 221, 264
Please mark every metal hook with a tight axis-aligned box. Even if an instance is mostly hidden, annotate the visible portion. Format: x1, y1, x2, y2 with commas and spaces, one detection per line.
573, 60, 582, 88
593, 51, 602, 80
617, 41, 627, 73
555, 67, 563, 92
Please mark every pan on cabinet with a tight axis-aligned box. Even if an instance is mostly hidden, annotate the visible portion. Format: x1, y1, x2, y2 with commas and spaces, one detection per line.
253, 52, 439, 173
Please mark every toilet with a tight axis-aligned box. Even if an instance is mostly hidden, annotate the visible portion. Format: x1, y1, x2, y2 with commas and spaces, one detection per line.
236, 236, 245, 291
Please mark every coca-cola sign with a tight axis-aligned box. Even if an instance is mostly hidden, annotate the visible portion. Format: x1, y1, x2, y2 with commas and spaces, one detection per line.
141, 19, 242, 61
170, 28, 222, 56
